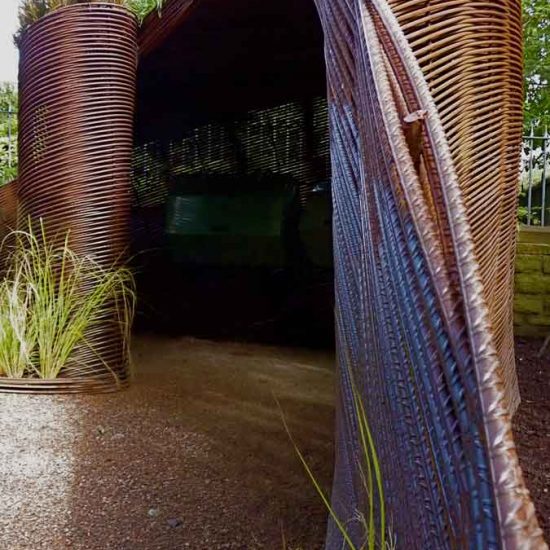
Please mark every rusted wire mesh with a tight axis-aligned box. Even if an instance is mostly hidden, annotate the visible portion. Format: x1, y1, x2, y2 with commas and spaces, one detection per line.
133, 0, 543, 546
5, 3, 138, 393
0, 0, 542, 545
131, 99, 330, 250
315, 0, 544, 547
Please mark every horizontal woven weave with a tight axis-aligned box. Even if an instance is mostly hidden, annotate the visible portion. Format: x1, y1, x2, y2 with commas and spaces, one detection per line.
10, 3, 138, 393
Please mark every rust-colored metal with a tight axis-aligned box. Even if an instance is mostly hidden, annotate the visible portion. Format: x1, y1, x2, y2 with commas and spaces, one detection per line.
4, 2, 138, 394
315, 0, 544, 548
135, 1, 544, 548
0, 179, 17, 236
386, 0, 522, 415
139, 0, 195, 57
0, 0, 542, 547
0, 179, 18, 272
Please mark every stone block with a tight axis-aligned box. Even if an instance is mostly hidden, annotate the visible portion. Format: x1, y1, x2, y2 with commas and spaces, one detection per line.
514, 295, 543, 315
515, 274, 550, 295
516, 242, 550, 256
514, 312, 528, 326
527, 314, 550, 327
515, 255, 542, 273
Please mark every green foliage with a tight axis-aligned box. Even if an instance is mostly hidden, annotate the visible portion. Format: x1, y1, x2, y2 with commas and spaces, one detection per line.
17, 0, 165, 41
523, 0, 550, 131
125, 0, 164, 22
0, 83, 17, 186
279, 377, 395, 550
0, 221, 135, 380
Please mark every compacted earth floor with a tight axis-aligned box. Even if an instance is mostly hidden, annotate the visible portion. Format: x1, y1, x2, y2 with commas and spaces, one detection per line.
0, 336, 547, 549
0, 337, 335, 550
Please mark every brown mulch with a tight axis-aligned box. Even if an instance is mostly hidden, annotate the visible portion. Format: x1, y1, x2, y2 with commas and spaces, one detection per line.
513, 338, 550, 535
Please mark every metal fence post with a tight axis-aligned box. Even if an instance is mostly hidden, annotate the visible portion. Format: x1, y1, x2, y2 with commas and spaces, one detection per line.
527, 125, 534, 226
542, 128, 548, 227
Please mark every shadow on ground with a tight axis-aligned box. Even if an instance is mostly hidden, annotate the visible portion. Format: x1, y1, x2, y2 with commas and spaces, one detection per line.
1, 337, 547, 549
67, 336, 334, 550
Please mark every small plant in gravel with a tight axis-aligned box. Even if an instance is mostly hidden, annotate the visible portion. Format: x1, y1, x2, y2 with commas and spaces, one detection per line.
0, 221, 135, 379
280, 378, 395, 550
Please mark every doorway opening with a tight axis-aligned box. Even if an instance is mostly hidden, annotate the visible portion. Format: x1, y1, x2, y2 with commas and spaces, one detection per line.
131, 0, 334, 350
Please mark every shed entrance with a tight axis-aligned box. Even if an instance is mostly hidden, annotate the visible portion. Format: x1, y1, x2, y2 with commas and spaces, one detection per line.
131, 0, 334, 348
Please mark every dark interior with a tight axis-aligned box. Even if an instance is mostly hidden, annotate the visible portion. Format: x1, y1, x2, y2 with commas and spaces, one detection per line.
131, 0, 334, 348
135, 0, 326, 140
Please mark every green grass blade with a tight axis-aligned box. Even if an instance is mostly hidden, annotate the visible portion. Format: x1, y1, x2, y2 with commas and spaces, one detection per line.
276, 396, 358, 550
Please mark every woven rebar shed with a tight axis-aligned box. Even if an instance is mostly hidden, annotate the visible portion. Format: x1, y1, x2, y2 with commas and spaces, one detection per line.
3, 0, 546, 547
133, 0, 545, 547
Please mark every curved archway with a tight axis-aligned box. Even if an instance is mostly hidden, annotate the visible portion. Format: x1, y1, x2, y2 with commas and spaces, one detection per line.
7, 0, 542, 547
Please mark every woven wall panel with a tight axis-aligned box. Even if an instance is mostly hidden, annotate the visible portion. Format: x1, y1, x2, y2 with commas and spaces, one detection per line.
0, 179, 17, 234
139, 0, 195, 57
132, 99, 329, 205
315, 0, 544, 548
386, 0, 522, 416
13, 3, 138, 393
0, 179, 17, 271
134, 0, 543, 547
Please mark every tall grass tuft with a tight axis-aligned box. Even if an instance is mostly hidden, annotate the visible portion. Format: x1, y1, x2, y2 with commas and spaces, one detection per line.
0, 221, 135, 380
279, 377, 395, 550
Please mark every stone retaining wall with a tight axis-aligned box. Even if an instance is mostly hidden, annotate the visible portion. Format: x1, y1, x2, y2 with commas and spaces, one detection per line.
514, 229, 550, 337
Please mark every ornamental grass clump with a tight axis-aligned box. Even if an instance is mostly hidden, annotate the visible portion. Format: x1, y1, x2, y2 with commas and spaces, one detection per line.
0, 223, 135, 380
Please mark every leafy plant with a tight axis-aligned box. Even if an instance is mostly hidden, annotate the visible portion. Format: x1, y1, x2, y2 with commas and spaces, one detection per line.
0, 84, 18, 187
523, 0, 550, 132
16, 0, 165, 42
0, 221, 135, 380
125, 0, 164, 22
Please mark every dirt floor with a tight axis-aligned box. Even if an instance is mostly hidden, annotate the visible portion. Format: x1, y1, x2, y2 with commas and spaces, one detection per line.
513, 338, 550, 535
0, 337, 335, 550
0, 336, 547, 549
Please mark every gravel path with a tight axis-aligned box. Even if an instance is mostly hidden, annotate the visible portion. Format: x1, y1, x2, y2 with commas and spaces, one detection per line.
0, 336, 335, 550
0, 395, 78, 549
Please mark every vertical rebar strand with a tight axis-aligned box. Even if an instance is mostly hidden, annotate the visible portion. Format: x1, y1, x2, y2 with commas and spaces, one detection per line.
7, 105, 12, 169
542, 129, 548, 226
527, 125, 534, 225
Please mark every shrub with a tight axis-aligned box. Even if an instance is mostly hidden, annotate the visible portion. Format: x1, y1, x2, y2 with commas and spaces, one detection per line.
16, 0, 165, 43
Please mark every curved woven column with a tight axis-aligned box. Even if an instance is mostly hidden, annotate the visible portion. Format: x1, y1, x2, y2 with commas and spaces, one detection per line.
386, 0, 522, 415
315, 0, 545, 548
0, 179, 17, 271
10, 3, 138, 393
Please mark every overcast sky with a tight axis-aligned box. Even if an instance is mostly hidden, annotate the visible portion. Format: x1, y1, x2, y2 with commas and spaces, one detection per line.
0, 0, 19, 84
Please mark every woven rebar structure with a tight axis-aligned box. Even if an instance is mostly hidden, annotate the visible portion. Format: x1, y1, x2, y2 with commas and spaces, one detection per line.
0, 179, 17, 273
314, 0, 545, 547
387, 0, 523, 415
0, 0, 543, 545
0, 179, 17, 239
3, 3, 138, 393
132, 0, 543, 547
